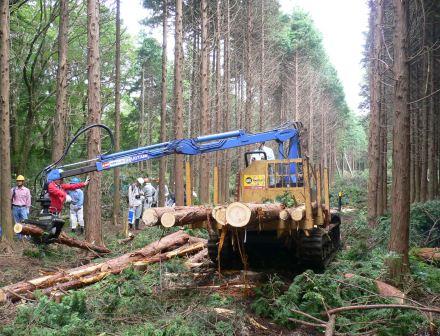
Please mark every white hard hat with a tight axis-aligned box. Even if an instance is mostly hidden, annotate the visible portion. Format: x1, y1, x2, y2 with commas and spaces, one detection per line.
137, 177, 144, 184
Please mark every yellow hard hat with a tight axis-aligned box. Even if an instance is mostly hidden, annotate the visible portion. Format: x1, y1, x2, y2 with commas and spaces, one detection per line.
16, 175, 25, 181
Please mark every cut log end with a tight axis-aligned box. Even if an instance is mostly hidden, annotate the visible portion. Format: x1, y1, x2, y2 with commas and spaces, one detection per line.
291, 206, 306, 221
225, 202, 252, 228
279, 209, 290, 221
212, 206, 227, 226
14, 223, 23, 234
142, 209, 159, 226
161, 212, 176, 228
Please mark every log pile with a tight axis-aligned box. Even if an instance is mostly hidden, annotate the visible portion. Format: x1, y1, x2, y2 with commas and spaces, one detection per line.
225, 202, 284, 227
143, 206, 200, 226
0, 230, 205, 304
145, 202, 329, 229
14, 223, 111, 254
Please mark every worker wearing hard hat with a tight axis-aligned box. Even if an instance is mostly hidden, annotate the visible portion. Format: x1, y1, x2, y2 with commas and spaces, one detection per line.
46, 169, 89, 214
68, 177, 85, 234
128, 177, 145, 230
11, 175, 32, 225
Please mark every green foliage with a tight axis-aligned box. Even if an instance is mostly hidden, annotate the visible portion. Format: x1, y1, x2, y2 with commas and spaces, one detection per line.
331, 171, 368, 207
206, 293, 235, 308
408, 200, 440, 247
250, 203, 440, 335
275, 191, 297, 208
252, 268, 427, 335
1, 292, 94, 336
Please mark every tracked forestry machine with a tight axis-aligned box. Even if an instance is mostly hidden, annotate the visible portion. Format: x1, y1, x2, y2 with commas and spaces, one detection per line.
30, 122, 340, 269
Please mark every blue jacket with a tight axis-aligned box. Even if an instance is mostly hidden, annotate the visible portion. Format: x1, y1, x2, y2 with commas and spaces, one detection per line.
68, 189, 84, 207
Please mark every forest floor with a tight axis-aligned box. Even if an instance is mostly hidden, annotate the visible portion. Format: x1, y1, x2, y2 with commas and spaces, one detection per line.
1, 197, 440, 335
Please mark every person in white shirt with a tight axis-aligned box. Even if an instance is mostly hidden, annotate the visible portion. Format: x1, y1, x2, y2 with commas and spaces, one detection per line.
250, 142, 275, 161
128, 177, 144, 230
143, 177, 157, 209
250, 142, 276, 187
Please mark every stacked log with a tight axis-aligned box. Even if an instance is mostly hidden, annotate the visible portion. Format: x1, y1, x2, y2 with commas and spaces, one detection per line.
212, 206, 227, 226
279, 202, 318, 222
14, 223, 111, 254
143, 206, 200, 226
225, 202, 284, 228
0, 230, 204, 303
160, 207, 212, 228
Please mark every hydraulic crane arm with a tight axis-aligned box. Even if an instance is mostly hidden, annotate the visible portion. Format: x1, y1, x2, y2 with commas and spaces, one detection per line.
51, 123, 302, 180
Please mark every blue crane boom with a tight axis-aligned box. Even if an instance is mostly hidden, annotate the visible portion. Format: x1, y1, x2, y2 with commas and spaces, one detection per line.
51, 123, 302, 180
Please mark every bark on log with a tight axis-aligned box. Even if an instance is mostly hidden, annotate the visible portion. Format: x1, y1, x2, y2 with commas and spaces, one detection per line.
0, 230, 190, 303
416, 248, 440, 262
161, 207, 212, 227
185, 248, 208, 267
14, 223, 111, 254
225, 202, 284, 228
142, 206, 198, 226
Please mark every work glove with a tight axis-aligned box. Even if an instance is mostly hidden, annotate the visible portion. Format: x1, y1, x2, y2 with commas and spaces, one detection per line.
65, 195, 72, 203
84, 176, 90, 185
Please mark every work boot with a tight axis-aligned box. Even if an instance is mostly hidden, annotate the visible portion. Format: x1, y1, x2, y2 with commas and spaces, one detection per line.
71, 228, 76, 234
129, 223, 133, 230
79, 227, 84, 235
135, 219, 140, 230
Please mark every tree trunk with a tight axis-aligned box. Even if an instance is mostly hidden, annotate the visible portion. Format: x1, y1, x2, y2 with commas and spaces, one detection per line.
174, 0, 184, 206
52, 0, 69, 162
214, 0, 222, 202
221, 0, 230, 203
159, 0, 168, 207
0, 0, 12, 242
420, 55, 428, 202
113, 0, 121, 227
388, 0, 410, 280
199, 0, 210, 204
258, 0, 264, 132
244, 0, 253, 129
367, 0, 383, 226
85, 0, 104, 246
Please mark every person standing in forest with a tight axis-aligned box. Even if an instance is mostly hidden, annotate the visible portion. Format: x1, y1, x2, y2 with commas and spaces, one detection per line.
128, 177, 144, 230
46, 169, 89, 215
143, 177, 156, 209
10, 175, 31, 224
68, 177, 85, 234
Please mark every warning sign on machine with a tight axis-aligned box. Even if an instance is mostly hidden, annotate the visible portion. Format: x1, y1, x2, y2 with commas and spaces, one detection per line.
243, 175, 266, 189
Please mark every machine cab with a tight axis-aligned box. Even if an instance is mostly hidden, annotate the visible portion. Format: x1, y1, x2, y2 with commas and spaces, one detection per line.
239, 155, 305, 203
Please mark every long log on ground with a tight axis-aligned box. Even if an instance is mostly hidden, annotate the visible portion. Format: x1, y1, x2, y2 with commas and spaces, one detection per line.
416, 248, 440, 262
161, 206, 212, 228
14, 223, 111, 254
0, 230, 190, 303
142, 206, 199, 226
225, 202, 284, 228
23, 241, 205, 300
